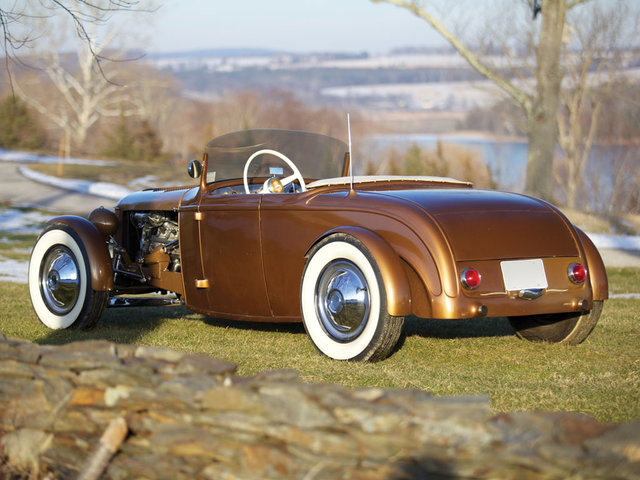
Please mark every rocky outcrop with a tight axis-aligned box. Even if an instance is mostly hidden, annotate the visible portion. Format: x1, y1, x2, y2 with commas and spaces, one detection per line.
1, 333, 639, 479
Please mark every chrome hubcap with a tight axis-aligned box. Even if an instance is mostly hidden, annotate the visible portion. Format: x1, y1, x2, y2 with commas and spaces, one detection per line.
40, 246, 80, 314
316, 260, 370, 342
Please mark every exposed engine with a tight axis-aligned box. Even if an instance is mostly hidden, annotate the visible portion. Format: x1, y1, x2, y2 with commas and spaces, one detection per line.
133, 212, 179, 258
128, 211, 181, 274
104, 209, 183, 297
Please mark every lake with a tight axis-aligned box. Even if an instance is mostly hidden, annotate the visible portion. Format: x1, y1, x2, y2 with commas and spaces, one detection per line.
363, 133, 637, 213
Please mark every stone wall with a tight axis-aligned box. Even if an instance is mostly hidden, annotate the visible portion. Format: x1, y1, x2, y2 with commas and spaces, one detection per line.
1, 333, 639, 479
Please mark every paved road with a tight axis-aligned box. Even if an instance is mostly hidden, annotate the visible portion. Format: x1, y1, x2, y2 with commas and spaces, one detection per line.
0, 161, 118, 216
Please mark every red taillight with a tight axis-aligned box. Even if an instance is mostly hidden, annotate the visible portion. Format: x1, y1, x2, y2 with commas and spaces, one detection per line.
568, 263, 587, 284
461, 268, 481, 289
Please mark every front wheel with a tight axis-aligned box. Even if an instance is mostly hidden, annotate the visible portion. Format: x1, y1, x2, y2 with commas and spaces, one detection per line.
28, 225, 108, 330
300, 234, 403, 362
508, 300, 603, 345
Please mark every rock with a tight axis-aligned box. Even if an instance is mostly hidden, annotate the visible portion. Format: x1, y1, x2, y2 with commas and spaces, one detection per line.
0, 334, 638, 480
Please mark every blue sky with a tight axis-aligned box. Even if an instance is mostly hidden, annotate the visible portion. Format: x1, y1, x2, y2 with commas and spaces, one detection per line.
146, 0, 446, 53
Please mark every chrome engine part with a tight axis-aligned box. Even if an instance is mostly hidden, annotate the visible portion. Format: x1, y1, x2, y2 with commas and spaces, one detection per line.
131, 212, 180, 272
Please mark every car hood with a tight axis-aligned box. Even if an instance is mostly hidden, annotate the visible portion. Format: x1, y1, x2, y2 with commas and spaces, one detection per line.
116, 186, 197, 211
375, 188, 579, 261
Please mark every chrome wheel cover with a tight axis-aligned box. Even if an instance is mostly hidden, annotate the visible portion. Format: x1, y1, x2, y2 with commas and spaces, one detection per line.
40, 246, 80, 315
315, 260, 370, 342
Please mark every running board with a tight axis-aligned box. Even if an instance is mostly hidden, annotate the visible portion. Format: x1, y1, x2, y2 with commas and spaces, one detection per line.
108, 296, 184, 308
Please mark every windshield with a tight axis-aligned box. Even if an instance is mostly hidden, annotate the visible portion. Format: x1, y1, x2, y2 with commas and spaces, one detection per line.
204, 129, 348, 184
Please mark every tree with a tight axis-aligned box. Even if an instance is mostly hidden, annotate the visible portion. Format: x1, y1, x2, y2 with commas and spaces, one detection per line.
372, 0, 592, 201
101, 112, 166, 163
5, 1, 154, 157
1, 1, 141, 71
0, 96, 46, 149
554, 2, 638, 209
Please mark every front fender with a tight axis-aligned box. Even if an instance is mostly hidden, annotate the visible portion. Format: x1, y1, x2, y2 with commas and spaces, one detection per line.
46, 216, 114, 291
575, 227, 609, 301
308, 226, 411, 317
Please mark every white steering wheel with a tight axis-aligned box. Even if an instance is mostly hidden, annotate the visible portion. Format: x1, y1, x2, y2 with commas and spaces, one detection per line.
243, 149, 307, 194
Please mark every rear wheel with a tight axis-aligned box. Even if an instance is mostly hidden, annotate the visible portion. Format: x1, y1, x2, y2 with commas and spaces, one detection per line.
508, 300, 603, 345
301, 234, 403, 362
29, 225, 108, 330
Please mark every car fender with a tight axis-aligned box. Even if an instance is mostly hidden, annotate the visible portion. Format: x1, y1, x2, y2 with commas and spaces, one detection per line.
307, 226, 412, 317
46, 216, 114, 291
575, 227, 609, 301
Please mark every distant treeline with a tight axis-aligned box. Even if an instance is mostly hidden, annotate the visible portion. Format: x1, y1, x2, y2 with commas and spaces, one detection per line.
171, 66, 486, 101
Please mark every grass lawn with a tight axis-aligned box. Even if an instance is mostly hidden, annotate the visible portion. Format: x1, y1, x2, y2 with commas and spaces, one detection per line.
1, 267, 638, 423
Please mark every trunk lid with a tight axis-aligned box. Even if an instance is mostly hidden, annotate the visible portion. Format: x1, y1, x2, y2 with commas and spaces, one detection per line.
377, 188, 578, 261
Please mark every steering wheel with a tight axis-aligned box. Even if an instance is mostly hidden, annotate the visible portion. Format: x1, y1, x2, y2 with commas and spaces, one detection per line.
243, 149, 307, 194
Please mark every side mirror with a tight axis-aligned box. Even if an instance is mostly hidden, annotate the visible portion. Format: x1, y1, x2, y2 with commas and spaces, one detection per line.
187, 159, 202, 179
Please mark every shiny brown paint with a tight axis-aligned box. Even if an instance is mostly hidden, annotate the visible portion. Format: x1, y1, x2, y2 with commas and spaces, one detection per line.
46, 216, 114, 291
105, 173, 608, 324
102, 142, 607, 325
120, 179, 603, 323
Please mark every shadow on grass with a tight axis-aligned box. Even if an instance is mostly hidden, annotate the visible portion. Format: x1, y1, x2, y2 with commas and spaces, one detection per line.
35, 308, 514, 348
37, 305, 308, 347
37, 305, 191, 346
202, 316, 307, 335
202, 315, 515, 340
404, 315, 515, 340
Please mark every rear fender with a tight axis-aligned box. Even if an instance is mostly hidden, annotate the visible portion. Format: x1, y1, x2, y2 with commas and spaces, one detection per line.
46, 216, 114, 291
307, 227, 411, 317
575, 228, 609, 300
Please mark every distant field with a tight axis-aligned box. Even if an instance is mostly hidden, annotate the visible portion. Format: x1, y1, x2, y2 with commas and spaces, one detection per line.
1, 267, 638, 423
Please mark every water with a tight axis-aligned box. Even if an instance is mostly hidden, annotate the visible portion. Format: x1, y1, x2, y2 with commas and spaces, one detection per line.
362, 133, 639, 213
363, 133, 529, 191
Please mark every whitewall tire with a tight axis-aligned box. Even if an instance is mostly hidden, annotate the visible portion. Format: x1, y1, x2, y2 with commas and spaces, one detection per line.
29, 225, 107, 330
301, 234, 403, 362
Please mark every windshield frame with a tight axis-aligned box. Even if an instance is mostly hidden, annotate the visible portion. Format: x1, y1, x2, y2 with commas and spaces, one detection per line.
203, 129, 349, 185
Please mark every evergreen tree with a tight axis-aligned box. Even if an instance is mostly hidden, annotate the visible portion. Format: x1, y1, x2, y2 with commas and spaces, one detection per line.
0, 96, 46, 149
102, 114, 166, 163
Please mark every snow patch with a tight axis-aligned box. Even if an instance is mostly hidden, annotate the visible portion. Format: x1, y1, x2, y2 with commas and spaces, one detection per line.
0, 148, 116, 166
0, 209, 50, 233
609, 293, 640, 299
0, 257, 28, 283
586, 233, 640, 251
19, 166, 131, 201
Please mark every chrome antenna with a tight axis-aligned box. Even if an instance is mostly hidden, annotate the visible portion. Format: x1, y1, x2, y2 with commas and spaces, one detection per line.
347, 113, 354, 191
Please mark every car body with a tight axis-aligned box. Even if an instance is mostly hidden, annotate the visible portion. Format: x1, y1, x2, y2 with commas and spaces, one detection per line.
29, 129, 608, 361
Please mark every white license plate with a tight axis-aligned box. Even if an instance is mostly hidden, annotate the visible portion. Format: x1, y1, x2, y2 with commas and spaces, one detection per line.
500, 259, 548, 291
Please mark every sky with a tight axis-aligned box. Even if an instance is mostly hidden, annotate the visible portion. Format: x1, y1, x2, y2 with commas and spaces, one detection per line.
143, 0, 447, 54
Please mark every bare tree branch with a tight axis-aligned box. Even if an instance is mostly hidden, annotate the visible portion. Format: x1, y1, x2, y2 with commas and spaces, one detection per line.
1, 1, 152, 86
372, 0, 534, 113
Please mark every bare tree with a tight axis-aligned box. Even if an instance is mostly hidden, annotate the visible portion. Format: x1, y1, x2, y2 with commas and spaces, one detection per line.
555, 2, 639, 210
372, 0, 593, 201
1, 1, 141, 68
9, 0, 154, 156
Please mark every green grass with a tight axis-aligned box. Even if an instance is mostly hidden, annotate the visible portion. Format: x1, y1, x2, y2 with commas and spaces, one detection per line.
1, 268, 639, 423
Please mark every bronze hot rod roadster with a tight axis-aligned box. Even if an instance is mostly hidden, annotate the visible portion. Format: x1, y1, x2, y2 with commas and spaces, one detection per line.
29, 129, 608, 361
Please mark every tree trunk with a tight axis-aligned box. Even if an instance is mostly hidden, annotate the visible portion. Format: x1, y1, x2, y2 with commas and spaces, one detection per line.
525, 0, 567, 201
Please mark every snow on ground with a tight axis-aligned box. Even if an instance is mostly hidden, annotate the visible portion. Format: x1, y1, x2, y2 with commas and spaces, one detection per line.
610, 293, 640, 299
0, 148, 116, 166
584, 233, 640, 251
0, 207, 53, 283
0, 258, 29, 283
19, 166, 132, 201
0, 208, 51, 233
